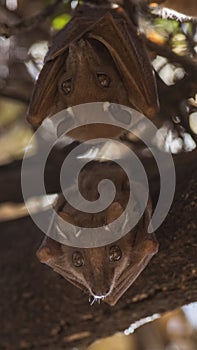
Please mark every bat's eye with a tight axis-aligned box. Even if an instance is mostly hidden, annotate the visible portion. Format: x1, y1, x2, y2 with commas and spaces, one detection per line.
97, 73, 111, 88
109, 246, 122, 262
72, 251, 84, 267
61, 78, 72, 94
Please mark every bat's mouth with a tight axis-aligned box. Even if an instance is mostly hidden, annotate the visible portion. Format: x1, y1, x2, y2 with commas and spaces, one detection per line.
88, 287, 113, 305
89, 295, 106, 305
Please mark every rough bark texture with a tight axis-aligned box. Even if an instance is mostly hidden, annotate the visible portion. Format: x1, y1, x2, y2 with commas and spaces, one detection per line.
1, 157, 197, 350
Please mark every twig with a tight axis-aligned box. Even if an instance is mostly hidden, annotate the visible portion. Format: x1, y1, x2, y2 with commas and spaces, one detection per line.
0, 0, 63, 38
150, 6, 197, 23
0, 90, 30, 104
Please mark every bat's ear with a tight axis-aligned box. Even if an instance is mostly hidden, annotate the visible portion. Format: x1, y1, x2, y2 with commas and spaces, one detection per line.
143, 198, 159, 255
132, 181, 159, 254
106, 201, 124, 224
36, 236, 61, 263
143, 238, 159, 255
144, 196, 153, 232
27, 54, 66, 128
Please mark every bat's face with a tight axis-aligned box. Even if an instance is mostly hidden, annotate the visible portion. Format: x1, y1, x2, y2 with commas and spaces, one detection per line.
28, 39, 131, 136
55, 39, 130, 141
37, 201, 158, 306
57, 39, 130, 108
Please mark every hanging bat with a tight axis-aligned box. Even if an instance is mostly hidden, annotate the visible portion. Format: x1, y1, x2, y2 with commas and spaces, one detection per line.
27, 3, 159, 141
37, 162, 158, 306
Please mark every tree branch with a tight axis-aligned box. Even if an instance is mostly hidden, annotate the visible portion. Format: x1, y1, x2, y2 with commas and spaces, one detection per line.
0, 89, 30, 104
0, 143, 197, 204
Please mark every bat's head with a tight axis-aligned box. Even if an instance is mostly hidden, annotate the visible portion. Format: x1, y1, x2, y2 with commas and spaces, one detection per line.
27, 38, 130, 140
58, 39, 131, 107
37, 199, 158, 306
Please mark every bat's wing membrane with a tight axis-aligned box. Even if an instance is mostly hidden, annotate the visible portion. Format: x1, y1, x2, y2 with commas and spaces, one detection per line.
88, 12, 159, 118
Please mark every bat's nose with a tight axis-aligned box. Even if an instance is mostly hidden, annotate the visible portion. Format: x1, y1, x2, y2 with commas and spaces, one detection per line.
91, 287, 111, 298
69, 39, 91, 61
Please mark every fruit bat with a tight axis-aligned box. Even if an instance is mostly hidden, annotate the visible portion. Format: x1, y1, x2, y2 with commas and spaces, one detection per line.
37, 162, 158, 306
27, 3, 159, 141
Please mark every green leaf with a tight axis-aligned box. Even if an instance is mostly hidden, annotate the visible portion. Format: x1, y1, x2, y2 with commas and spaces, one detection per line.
52, 13, 71, 30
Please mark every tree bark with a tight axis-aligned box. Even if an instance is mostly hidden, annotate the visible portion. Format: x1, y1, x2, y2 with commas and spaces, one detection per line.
0, 154, 197, 350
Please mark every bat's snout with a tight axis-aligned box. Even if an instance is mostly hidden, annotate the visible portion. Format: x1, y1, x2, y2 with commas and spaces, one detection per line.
69, 39, 92, 63
91, 286, 111, 299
